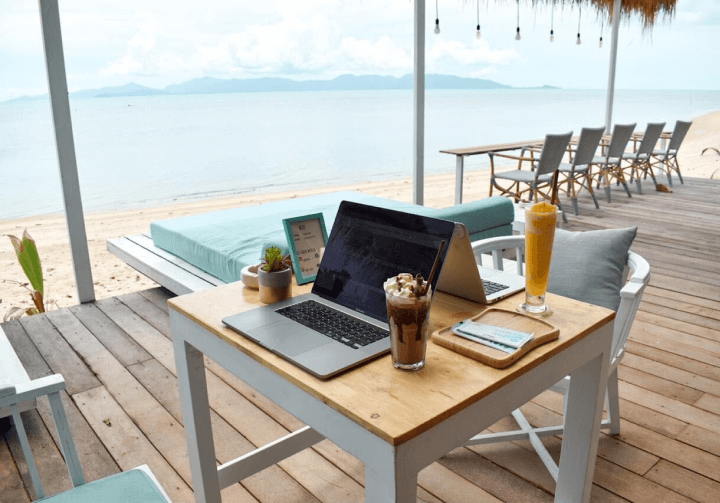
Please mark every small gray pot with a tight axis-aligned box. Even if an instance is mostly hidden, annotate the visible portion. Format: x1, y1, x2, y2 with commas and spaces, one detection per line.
258, 267, 292, 304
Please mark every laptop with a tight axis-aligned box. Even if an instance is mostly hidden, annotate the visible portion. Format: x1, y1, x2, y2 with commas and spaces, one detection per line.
223, 200, 525, 379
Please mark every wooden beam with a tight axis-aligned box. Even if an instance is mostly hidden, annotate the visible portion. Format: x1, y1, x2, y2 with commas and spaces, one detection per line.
413, 0, 425, 206
38, 0, 95, 303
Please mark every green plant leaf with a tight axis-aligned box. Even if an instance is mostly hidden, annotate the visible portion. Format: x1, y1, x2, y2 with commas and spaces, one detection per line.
7, 230, 43, 296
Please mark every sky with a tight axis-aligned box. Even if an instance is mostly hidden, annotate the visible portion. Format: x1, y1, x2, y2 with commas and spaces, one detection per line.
1, 0, 718, 102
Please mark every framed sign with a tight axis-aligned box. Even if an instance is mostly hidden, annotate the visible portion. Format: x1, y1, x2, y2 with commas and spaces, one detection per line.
283, 213, 329, 285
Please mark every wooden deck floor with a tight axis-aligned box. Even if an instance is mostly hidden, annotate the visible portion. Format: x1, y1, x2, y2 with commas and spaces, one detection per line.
2, 176, 719, 502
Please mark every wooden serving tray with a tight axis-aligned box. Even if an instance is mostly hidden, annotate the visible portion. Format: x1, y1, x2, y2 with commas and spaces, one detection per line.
431, 308, 559, 369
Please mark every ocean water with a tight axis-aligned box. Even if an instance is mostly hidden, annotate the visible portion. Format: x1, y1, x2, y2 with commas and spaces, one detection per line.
1, 88, 718, 220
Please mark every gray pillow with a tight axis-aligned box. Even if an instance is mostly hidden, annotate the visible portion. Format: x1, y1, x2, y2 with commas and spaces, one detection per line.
546, 227, 638, 311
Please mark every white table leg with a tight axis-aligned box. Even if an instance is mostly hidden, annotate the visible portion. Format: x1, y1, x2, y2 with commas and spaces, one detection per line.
455, 155, 464, 205
174, 334, 222, 503
555, 351, 609, 503
365, 450, 417, 503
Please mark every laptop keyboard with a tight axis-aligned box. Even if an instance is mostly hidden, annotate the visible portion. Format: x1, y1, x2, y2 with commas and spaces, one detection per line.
483, 280, 510, 295
276, 300, 388, 349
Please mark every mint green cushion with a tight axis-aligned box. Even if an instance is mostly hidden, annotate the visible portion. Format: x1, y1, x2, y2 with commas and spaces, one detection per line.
151, 192, 419, 284
432, 197, 514, 240
151, 191, 514, 284
41, 469, 166, 502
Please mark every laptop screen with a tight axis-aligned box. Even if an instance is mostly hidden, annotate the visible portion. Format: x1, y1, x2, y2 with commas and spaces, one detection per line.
312, 201, 456, 322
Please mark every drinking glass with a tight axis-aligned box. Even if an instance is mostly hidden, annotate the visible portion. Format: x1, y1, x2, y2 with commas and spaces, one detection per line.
519, 202, 558, 316
385, 285, 432, 370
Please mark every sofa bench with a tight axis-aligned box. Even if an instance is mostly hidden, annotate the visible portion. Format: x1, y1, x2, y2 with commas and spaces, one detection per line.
108, 191, 514, 295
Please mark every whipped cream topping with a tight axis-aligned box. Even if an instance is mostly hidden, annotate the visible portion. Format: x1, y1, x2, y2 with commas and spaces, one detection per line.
383, 273, 427, 299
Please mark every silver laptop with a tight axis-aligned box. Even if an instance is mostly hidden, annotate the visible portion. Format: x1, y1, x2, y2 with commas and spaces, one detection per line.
223, 201, 524, 379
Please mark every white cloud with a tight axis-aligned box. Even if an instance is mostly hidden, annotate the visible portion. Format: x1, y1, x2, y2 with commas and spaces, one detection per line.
428, 39, 519, 67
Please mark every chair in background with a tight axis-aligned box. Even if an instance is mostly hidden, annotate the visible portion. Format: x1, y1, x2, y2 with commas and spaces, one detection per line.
591, 123, 636, 203
620, 122, 666, 194
0, 374, 171, 502
466, 234, 651, 482
489, 132, 572, 217
556, 126, 605, 215
649, 120, 692, 186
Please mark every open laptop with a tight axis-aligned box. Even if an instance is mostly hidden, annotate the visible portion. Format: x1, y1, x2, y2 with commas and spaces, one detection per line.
223, 200, 524, 378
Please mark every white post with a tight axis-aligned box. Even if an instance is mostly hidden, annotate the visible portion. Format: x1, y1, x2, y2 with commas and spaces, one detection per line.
38, 0, 95, 303
604, 0, 622, 133
413, 0, 425, 205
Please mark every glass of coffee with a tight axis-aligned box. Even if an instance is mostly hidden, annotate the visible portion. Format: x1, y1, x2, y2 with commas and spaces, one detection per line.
384, 273, 432, 371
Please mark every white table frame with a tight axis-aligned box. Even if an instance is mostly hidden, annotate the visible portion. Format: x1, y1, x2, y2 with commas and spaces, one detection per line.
170, 308, 612, 503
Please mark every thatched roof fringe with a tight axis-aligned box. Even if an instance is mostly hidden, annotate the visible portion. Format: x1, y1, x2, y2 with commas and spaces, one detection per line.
479, 1, 676, 30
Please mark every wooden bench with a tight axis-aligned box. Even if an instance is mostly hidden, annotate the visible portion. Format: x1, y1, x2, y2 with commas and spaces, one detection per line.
0, 325, 36, 418
107, 234, 226, 296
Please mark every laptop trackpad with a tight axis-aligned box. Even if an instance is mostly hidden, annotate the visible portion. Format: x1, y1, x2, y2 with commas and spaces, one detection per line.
252, 320, 331, 357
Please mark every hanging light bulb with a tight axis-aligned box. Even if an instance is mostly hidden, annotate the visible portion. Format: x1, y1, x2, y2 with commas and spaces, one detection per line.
576, 6, 582, 45
434, 0, 440, 34
516, 27, 521, 41
550, 29, 554, 43
515, 0, 521, 41
476, 24, 481, 39
599, 19, 604, 48
549, 4, 554, 42
476, 0, 481, 39
599, 36, 603, 48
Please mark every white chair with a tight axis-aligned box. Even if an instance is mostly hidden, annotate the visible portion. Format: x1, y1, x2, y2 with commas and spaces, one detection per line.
467, 235, 650, 481
0, 374, 171, 502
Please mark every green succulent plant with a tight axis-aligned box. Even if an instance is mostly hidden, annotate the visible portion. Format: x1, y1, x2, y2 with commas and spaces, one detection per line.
260, 246, 292, 273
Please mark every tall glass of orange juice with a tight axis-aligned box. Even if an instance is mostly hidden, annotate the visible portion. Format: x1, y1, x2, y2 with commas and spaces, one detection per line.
520, 201, 558, 316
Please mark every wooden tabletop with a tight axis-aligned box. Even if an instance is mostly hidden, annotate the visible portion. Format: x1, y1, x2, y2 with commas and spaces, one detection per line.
169, 280, 614, 446
440, 139, 544, 156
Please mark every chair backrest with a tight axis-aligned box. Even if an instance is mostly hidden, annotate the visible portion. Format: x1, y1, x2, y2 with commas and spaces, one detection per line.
606, 123, 636, 159
535, 131, 573, 176
667, 120, 692, 153
636, 122, 666, 156
470, 235, 651, 366
572, 126, 605, 167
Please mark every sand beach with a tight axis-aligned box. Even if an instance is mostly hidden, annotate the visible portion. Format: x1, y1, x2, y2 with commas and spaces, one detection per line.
2, 110, 719, 317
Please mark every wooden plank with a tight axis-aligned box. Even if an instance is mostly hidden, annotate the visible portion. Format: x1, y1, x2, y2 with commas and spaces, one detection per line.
676, 425, 720, 457
72, 386, 194, 502
643, 286, 720, 318
0, 436, 31, 503
645, 460, 720, 503
127, 358, 317, 503
138, 287, 174, 314
117, 292, 172, 338
694, 393, 720, 415
591, 457, 692, 503
618, 381, 720, 435
4, 409, 72, 500
629, 323, 720, 367
640, 301, 720, 333
621, 352, 720, 396
617, 366, 704, 405
635, 311, 720, 344
642, 292, 720, 323
625, 340, 720, 383
107, 237, 214, 295
18, 314, 100, 396
68, 303, 152, 367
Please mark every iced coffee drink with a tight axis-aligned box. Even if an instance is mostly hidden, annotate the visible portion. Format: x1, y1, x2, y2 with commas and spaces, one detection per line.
384, 273, 432, 371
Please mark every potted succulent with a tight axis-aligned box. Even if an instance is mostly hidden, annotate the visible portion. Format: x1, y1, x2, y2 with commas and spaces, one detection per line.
258, 246, 293, 304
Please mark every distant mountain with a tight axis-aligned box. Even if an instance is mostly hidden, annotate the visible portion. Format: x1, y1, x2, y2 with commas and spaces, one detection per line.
6, 74, 558, 102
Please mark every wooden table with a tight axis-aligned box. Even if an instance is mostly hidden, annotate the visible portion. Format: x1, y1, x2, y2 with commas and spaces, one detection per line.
169, 281, 615, 502
441, 139, 542, 205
